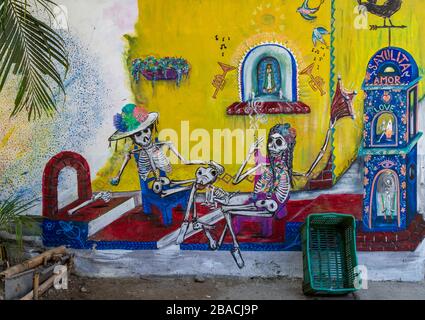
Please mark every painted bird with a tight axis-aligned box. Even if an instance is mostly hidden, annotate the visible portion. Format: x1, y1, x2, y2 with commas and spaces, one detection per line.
312, 27, 330, 47
357, 0, 403, 27
297, 0, 325, 21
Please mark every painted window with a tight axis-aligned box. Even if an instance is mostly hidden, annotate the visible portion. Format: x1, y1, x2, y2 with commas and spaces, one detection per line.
240, 44, 298, 102
374, 171, 399, 226
409, 163, 416, 181
372, 112, 397, 146
409, 87, 417, 138
57, 167, 78, 210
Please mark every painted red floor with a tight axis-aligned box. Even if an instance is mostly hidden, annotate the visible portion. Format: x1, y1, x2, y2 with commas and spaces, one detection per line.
288, 194, 363, 222
53, 197, 132, 222
90, 204, 205, 242
90, 194, 364, 244
184, 194, 363, 245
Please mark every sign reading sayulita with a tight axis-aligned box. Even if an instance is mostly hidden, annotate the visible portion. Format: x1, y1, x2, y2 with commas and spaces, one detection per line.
364, 47, 418, 87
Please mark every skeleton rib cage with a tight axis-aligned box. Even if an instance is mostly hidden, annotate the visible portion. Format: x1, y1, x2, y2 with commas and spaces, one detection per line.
137, 144, 172, 181
254, 166, 291, 204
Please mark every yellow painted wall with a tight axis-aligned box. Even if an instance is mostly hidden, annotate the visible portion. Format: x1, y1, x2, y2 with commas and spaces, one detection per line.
332, 0, 424, 179
94, 0, 424, 194
94, 0, 335, 192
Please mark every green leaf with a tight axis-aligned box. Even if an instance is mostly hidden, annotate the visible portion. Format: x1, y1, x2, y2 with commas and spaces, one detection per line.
0, 194, 37, 249
0, 0, 69, 120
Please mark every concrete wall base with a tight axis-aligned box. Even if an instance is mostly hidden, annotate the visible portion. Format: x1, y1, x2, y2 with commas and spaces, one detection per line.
71, 240, 425, 282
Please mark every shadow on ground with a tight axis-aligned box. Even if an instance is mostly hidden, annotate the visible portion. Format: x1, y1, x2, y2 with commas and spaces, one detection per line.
42, 274, 425, 300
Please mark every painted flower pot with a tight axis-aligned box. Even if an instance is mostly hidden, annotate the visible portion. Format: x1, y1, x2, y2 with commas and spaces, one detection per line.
141, 68, 179, 81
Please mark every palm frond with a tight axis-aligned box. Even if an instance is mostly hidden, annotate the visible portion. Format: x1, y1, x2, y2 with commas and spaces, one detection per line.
0, 195, 37, 248
0, 0, 69, 120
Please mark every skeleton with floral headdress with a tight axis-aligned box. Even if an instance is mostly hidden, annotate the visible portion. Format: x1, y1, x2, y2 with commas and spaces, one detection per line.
109, 104, 205, 188
231, 123, 296, 230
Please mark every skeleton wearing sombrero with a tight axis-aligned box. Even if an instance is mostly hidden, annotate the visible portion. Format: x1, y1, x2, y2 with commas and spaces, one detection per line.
109, 104, 205, 186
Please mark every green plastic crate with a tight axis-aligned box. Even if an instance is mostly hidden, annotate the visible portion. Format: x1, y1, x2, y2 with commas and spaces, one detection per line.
301, 213, 359, 296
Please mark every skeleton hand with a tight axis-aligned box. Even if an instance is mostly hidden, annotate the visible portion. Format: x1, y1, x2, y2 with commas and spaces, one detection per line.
110, 176, 120, 186
248, 137, 264, 156
160, 140, 174, 147
68, 192, 112, 215
124, 152, 132, 160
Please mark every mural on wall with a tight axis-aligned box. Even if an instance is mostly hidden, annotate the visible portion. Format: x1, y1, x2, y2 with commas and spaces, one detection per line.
1, 0, 425, 270
299, 63, 326, 96
361, 46, 422, 232
212, 62, 237, 99
297, 0, 325, 21
357, 0, 405, 30
312, 27, 330, 48
131, 56, 190, 86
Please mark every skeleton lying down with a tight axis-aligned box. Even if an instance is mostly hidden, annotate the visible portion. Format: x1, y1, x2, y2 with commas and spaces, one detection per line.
153, 161, 279, 269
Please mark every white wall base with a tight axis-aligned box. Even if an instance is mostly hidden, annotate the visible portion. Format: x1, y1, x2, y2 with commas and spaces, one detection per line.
71, 240, 425, 282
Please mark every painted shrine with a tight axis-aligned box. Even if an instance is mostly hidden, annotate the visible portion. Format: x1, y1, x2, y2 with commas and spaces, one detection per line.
227, 43, 311, 115
360, 47, 422, 232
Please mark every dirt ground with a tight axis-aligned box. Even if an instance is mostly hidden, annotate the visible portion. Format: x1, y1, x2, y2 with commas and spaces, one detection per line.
41, 274, 425, 300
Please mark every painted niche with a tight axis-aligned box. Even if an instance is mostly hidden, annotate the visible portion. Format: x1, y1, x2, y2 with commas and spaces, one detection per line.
241, 44, 297, 102
227, 43, 310, 115
373, 170, 400, 228
372, 112, 397, 146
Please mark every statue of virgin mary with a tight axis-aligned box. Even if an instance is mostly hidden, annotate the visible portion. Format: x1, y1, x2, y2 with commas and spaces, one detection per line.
263, 64, 276, 94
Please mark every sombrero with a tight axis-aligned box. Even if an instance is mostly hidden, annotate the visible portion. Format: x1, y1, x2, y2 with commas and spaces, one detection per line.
109, 104, 158, 141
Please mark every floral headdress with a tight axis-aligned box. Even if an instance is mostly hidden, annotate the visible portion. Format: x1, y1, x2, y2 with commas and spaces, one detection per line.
109, 104, 158, 142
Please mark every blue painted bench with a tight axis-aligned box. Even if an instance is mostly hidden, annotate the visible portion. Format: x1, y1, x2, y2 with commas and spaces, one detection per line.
134, 146, 191, 226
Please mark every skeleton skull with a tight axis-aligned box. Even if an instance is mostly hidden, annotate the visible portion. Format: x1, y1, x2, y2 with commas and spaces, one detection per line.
195, 162, 224, 186
384, 178, 393, 193
132, 125, 153, 147
196, 167, 219, 186
268, 133, 288, 157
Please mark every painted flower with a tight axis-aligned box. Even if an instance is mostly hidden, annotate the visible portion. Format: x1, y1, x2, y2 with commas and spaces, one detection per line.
403, 191, 407, 199
44, 221, 54, 231
133, 106, 148, 123
122, 113, 140, 131
364, 177, 369, 186
401, 165, 406, 176
402, 114, 407, 125
365, 155, 371, 163
402, 181, 406, 190
363, 130, 368, 138
401, 207, 406, 213
364, 167, 369, 175
122, 103, 136, 114
364, 114, 369, 122
131, 56, 189, 84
